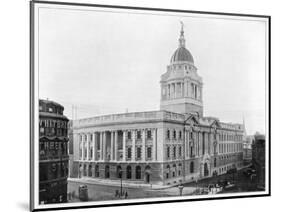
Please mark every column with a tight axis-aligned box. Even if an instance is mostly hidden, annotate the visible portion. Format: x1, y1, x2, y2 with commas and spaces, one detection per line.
103, 131, 106, 161
152, 128, 156, 161
175, 83, 178, 98
168, 84, 170, 99
114, 131, 118, 161
132, 130, 136, 161
110, 131, 114, 161
99, 132, 103, 161
87, 134, 90, 160
186, 131, 189, 158
142, 129, 146, 161
92, 132, 96, 161
173, 83, 176, 98
185, 81, 188, 97
81, 134, 84, 160
123, 130, 126, 161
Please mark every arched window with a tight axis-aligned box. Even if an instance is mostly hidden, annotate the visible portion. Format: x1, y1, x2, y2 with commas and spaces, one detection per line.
190, 161, 194, 173
126, 166, 132, 179
136, 166, 141, 179
95, 165, 99, 177
166, 165, 170, 179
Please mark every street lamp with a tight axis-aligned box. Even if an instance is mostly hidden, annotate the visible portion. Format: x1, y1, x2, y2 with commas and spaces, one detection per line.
119, 170, 123, 197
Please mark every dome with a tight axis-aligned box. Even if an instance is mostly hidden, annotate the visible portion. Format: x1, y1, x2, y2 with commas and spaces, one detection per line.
170, 46, 194, 64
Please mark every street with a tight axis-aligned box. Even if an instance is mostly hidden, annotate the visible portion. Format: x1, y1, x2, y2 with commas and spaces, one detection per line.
67, 167, 263, 203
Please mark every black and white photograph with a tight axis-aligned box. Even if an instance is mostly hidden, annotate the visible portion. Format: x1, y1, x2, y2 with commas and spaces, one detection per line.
30, 1, 270, 211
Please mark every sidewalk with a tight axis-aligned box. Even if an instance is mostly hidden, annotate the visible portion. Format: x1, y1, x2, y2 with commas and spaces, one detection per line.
68, 177, 174, 190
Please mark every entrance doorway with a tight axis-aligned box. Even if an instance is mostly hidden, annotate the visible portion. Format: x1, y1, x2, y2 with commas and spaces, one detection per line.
145, 173, 150, 183
204, 163, 209, 177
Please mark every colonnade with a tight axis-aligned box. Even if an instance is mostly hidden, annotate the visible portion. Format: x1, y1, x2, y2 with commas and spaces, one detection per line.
78, 129, 157, 162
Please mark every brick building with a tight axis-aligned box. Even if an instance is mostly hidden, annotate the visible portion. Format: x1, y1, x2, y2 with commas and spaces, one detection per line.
39, 99, 69, 204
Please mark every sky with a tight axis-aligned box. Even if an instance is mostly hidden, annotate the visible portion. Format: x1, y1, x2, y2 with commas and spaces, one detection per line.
37, 5, 268, 135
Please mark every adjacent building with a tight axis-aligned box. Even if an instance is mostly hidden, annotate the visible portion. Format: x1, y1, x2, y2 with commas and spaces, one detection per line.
39, 99, 69, 204
252, 133, 265, 190
71, 25, 245, 186
243, 135, 254, 161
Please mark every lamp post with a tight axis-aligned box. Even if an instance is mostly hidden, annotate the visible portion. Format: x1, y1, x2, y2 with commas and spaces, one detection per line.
119, 170, 123, 197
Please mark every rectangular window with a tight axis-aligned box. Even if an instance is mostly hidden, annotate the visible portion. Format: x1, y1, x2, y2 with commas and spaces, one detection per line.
173, 146, 176, 158
147, 130, 152, 139
179, 146, 182, 157
137, 147, 141, 159
127, 147, 132, 159
127, 131, 132, 140
167, 130, 170, 139
147, 147, 152, 158
179, 131, 182, 139
167, 147, 170, 158
137, 131, 141, 139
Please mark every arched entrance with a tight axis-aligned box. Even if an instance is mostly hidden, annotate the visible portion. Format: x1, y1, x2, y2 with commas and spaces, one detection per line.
105, 165, 110, 178
144, 165, 151, 183
204, 163, 209, 177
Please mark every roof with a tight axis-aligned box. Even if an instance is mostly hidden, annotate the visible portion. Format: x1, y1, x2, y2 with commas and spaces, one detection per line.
170, 47, 194, 64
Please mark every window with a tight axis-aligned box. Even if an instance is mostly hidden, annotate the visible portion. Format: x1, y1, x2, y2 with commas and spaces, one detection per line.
137, 131, 141, 139
167, 130, 170, 139
179, 146, 182, 157
167, 146, 170, 158
179, 131, 182, 139
127, 147, 132, 159
173, 130, 176, 139
48, 107, 53, 112
127, 131, 132, 140
126, 166, 132, 179
173, 146, 176, 158
137, 147, 141, 159
40, 127, 44, 133
95, 165, 99, 177
147, 130, 152, 139
190, 161, 194, 173
136, 166, 141, 179
147, 147, 152, 159
214, 158, 217, 167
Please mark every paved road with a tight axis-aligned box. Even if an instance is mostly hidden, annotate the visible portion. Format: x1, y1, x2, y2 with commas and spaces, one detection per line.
183, 167, 263, 193
67, 179, 197, 202
67, 167, 263, 203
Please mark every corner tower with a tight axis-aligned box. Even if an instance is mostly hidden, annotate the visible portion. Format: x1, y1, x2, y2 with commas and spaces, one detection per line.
160, 23, 203, 116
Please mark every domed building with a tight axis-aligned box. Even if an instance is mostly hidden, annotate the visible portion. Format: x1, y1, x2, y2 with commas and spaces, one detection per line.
71, 24, 245, 186
160, 24, 203, 116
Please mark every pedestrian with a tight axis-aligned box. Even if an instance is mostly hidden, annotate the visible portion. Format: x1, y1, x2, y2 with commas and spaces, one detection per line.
115, 190, 119, 198
125, 191, 128, 199
178, 184, 184, 196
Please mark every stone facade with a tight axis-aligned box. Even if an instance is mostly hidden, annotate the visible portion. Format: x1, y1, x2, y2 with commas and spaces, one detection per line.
71, 25, 244, 186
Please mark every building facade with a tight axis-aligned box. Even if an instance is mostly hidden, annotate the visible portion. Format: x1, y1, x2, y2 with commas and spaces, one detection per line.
71, 25, 244, 186
243, 135, 254, 161
252, 133, 265, 190
39, 99, 69, 204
